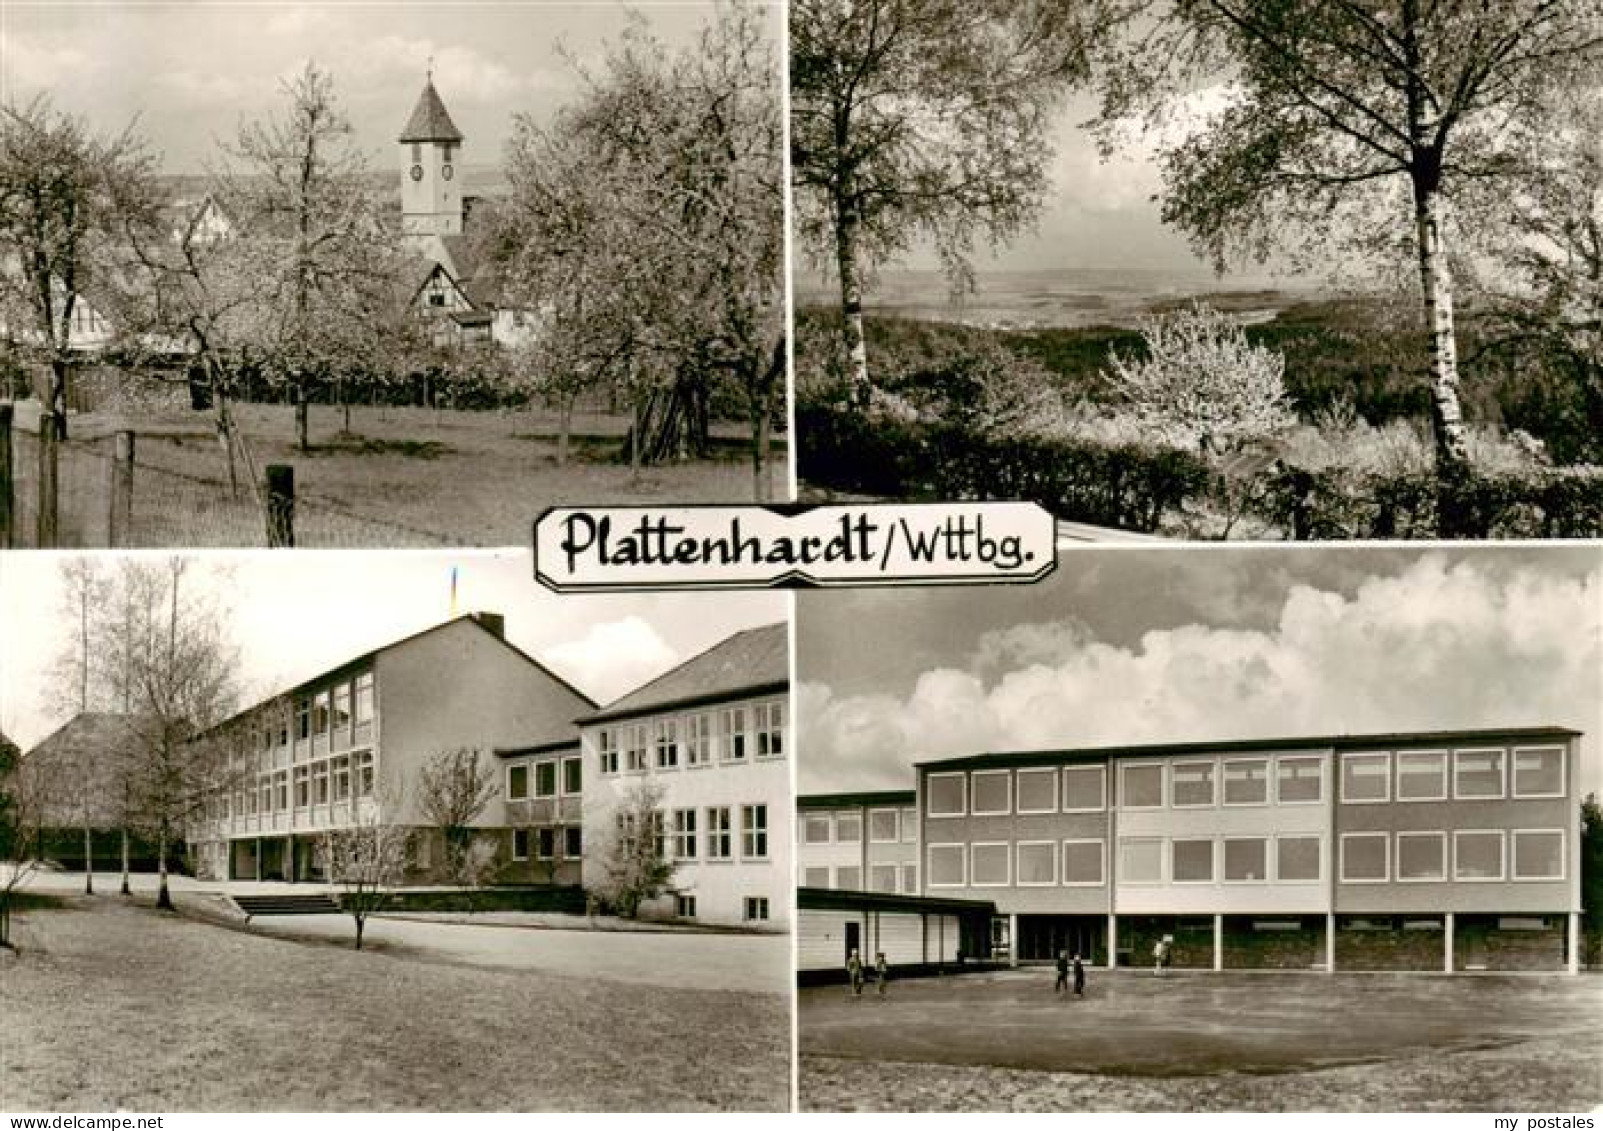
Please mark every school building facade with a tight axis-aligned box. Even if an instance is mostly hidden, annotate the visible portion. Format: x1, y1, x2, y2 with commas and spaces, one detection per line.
580, 623, 790, 931
796, 790, 920, 894
915, 727, 1585, 973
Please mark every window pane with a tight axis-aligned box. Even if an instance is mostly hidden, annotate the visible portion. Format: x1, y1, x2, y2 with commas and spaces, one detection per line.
1172, 838, 1213, 882
1224, 838, 1267, 881
1513, 748, 1563, 797
1396, 751, 1447, 800
1121, 764, 1162, 808
1223, 760, 1268, 805
1016, 768, 1056, 812
1277, 836, 1320, 881
928, 846, 964, 886
869, 864, 898, 892
1513, 831, 1563, 879
971, 843, 1008, 885
1455, 749, 1504, 798
563, 758, 582, 794
1016, 842, 1055, 885
803, 866, 829, 887
1063, 765, 1104, 811
508, 765, 528, 800
927, 775, 965, 816
1455, 831, 1504, 879
1397, 834, 1445, 880
803, 815, 832, 844
901, 808, 918, 843
1064, 841, 1103, 885
869, 809, 899, 842
1172, 762, 1215, 807
971, 772, 1010, 814
836, 813, 862, 843
1278, 757, 1323, 803
901, 863, 917, 893
836, 865, 861, 889
535, 762, 556, 797
1342, 835, 1387, 881
1120, 839, 1161, 882
1342, 754, 1389, 801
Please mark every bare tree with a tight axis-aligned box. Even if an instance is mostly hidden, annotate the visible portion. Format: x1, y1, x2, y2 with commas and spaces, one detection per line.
0, 731, 48, 949
49, 558, 110, 894
416, 746, 499, 889
318, 786, 409, 950
1094, 0, 1603, 533
588, 779, 676, 919
791, 0, 1106, 398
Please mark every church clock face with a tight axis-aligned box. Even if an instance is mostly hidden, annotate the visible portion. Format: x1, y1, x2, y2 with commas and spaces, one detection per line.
442, 164, 454, 181
410, 164, 423, 182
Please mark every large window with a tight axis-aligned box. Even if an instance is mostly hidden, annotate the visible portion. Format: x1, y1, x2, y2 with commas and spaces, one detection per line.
722, 708, 749, 762
927, 844, 965, 887
274, 770, 289, 810
869, 864, 898, 893
1277, 756, 1323, 803
332, 756, 350, 803
356, 752, 374, 797
1341, 833, 1389, 882
836, 812, 862, 843
564, 826, 582, 858
1016, 841, 1056, 886
1016, 768, 1057, 813
512, 829, 529, 860
507, 764, 529, 801
1396, 750, 1448, 801
672, 808, 697, 859
1396, 832, 1446, 881
868, 808, 899, 843
597, 729, 618, 775
1454, 748, 1505, 799
926, 773, 966, 817
971, 843, 1009, 886
537, 828, 556, 860
535, 761, 557, 799
331, 683, 351, 749
1063, 840, 1105, 886
684, 713, 712, 766
705, 807, 733, 859
353, 672, 374, 741
1454, 830, 1504, 880
1341, 753, 1390, 802
1223, 837, 1267, 882
1512, 830, 1564, 880
312, 690, 330, 756
1223, 759, 1268, 805
1120, 838, 1162, 883
1120, 763, 1163, 809
741, 804, 768, 859
293, 766, 308, 807
1512, 747, 1564, 798
756, 701, 784, 757
295, 697, 311, 744
803, 866, 829, 887
1172, 838, 1214, 882
624, 725, 649, 773
654, 719, 679, 769
803, 814, 831, 844
1171, 761, 1215, 807
901, 808, 918, 843
836, 865, 861, 890
562, 756, 582, 796
1276, 835, 1321, 882
1063, 765, 1105, 812
971, 771, 1011, 815
901, 863, 918, 893
313, 761, 330, 805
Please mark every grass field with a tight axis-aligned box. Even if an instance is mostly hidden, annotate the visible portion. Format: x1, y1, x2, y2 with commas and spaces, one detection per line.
21, 399, 784, 547
1, 895, 790, 1111
798, 968, 1603, 1112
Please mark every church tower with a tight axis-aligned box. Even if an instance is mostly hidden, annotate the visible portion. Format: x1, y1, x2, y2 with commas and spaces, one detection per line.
399, 73, 464, 237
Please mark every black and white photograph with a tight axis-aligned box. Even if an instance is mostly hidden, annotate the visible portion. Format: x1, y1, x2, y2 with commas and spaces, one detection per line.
792, 0, 1603, 541
795, 544, 1603, 1110
0, 551, 791, 1110
0, 0, 785, 549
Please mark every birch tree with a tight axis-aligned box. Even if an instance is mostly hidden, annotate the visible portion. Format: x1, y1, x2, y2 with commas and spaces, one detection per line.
319, 786, 408, 950
790, 0, 1105, 399
1095, 0, 1603, 533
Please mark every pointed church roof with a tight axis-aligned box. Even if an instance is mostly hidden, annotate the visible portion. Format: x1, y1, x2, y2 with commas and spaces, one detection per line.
399, 78, 464, 144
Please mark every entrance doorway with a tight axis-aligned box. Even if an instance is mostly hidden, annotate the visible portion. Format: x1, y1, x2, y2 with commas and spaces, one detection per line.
1017, 915, 1106, 964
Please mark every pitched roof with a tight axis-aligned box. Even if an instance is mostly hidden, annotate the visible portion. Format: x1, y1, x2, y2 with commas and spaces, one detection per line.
24, 712, 141, 763
399, 79, 464, 143
582, 622, 788, 724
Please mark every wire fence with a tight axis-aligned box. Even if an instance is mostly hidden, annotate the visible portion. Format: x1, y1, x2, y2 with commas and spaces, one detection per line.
1, 405, 455, 548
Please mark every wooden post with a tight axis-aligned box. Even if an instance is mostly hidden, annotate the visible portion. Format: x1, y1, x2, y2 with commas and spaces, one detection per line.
0, 402, 12, 549
265, 463, 294, 548
107, 430, 134, 547
37, 412, 58, 548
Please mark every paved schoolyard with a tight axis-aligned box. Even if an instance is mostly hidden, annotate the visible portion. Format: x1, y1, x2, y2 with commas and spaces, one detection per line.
801, 967, 1601, 1075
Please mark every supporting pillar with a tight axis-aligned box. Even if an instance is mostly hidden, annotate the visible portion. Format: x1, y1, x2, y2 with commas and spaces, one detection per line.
1444, 911, 1455, 973
1325, 913, 1336, 973
1568, 911, 1579, 975
1107, 913, 1118, 970
1008, 912, 1019, 967
1213, 913, 1224, 971
255, 836, 263, 882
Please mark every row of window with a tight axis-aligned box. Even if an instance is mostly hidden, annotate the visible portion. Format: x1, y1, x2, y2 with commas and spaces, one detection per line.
800, 863, 919, 896
799, 806, 918, 846
506, 756, 583, 801
206, 752, 376, 821
1338, 829, 1565, 883
629, 804, 771, 862
249, 672, 376, 760
511, 825, 583, 861
924, 745, 1567, 817
596, 702, 784, 775
675, 895, 771, 923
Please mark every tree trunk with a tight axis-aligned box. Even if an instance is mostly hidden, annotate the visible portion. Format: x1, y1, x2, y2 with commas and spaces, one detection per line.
83, 823, 94, 894
295, 382, 310, 453
753, 403, 772, 502
1412, 169, 1472, 536
213, 382, 239, 500
36, 408, 59, 548
557, 393, 573, 467
833, 185, 872, 404
48, 358, 68, 440
119, 827, 130, 895
156, 825, 172, 910
354, 915, 365, 951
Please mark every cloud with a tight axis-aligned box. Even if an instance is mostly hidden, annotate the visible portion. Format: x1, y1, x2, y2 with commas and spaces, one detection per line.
543, 616, 680, 705
799, 555, 1601, 792
155, 70, 249, 103
0, 36, 98, 94
265, 7, 335, 37
338, 36, 536, 103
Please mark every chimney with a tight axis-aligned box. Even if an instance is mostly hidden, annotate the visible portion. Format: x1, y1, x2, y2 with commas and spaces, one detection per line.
471, 611, 505, 639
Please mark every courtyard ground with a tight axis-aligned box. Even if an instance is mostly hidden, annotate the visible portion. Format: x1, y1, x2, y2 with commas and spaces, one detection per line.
798, 967, 1603, 1111
1, 894, 790, 1111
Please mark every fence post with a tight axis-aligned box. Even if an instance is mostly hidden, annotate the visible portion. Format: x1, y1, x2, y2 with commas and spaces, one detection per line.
0, 403, 12, 549
107, 429, 135, 547
36, 413, 58, 548
265, 463, 294, 548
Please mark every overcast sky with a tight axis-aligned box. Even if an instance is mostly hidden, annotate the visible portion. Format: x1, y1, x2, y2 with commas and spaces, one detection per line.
0, 1, 772, 174
1, 550, 787, 750
798, 545, 1603, 798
